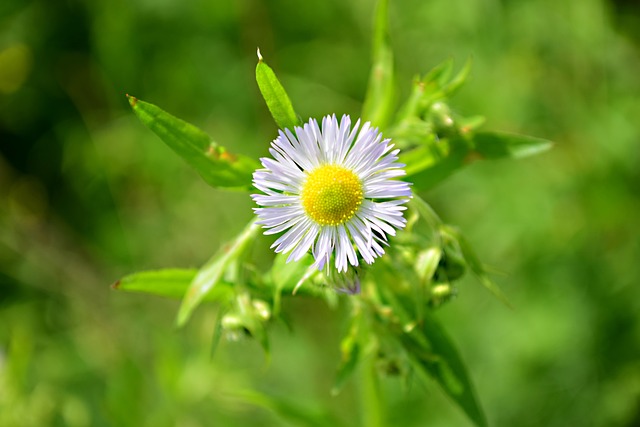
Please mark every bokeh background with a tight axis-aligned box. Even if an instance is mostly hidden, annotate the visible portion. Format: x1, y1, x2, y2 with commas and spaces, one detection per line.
1, 0, 639, 425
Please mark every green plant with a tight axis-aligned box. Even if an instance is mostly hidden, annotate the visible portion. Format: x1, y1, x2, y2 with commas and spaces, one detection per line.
115, 1, 551, 425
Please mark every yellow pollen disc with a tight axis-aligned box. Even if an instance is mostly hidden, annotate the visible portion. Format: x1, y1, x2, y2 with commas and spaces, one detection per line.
301, 164, 364, 226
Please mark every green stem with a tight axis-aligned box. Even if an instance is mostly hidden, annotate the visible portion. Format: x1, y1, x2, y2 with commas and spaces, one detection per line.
359, 355, 384, 427
358, 298, 385, 427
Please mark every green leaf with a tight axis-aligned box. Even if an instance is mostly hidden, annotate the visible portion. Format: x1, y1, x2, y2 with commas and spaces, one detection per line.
270, 252, 315, 293
256, 52, 300, 131
413, 312, 488, 427
398, 140, 437, 176
441, 57, 472, 97
375, 285, 487, 427
112, 269, 235, 301
235, 293, 270, 358
421, 58, 471, 103
403, 131, 552, 192
361, 0, 394, 129
394, 77, 428, 125
423, 58, 454, 89
176, 219, 260, 327
415, 246, 442, 285
442, 225, 513, 308
405, 140, 470, 191
127, 96, 258, 190
235, 390, 346, 427
473, 131, 553, 160
112, 269, 196, 299
409, 195, 442, 231
333, 343, 360, 395
332, 305, 365, 395
111, 268, 238, 301
458, 115, 486, 132
209, 308, 226, 359
269, 252, 316, 315
394, 59, 469, 126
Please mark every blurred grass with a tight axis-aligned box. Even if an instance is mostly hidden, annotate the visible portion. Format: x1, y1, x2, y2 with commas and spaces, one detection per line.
1, 0, 639, 426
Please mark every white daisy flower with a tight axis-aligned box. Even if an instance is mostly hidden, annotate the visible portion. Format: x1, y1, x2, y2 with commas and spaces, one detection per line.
252, 114, 411, 273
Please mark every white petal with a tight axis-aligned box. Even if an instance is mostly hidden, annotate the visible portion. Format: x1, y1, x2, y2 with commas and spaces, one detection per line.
287, 223, 320, 262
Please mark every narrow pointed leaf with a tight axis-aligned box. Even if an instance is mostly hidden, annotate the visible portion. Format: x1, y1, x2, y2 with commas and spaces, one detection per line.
415, 246, 442, 284
458, 115, 486, 132
128, 96, 258, 190
394, 77, 427, 123
424, 58, 454, 89
399, 143, 437, 177
112, 269, 196, 299
112, 269, 235, 301
235, 390, 347, 427
442, 58, 472, 97
442, 226, 513, 308
332, 306, 364, 395
256, 55, 300, 131
408, 312, 488, 427
409, 195, 442, 231
376, 285, 487, 427
405, 142, 470, 191
269, 252, 316, 315
270, 252, 315, 293
473, 131, 553, 159
361, 0, 394, 129
235, 293, 271, 359
176, 220, 260, 327
333, 343, 360, 395
209, 308, 226, 359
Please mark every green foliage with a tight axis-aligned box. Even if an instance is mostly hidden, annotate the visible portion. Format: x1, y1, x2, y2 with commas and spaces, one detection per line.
113, 269, 236, 302
392, 60, 552, 193
113, 268, 197, 299
333, 304, 365, 395
4, 0, 639, 425
256, 53, 301, 131
236, 390, 347, 427
176, 219, 260, 327
472, 131, 553, 160
362, 196, 493, 426
376, 297, 488, 427
442, 226, 513, 308
118, 1, 553, 419
128, 96, 258, 190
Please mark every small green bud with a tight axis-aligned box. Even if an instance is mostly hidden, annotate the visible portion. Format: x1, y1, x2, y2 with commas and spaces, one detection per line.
429, 283, 457, 308
432, 283, 453, 298
433, 233, 467, 282
252, 300, 271, 321
429, 101, 457, 138
433, 251, 466, 282
377, 355, 403, 377
326, 267, 361, 294
221, 314, 243, 329
221, 314, 249, 341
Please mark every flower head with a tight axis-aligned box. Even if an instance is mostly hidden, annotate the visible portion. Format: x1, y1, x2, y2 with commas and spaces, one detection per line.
252, 115, 411, 272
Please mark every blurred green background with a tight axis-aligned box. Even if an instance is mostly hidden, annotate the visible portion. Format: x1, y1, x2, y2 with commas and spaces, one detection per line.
1, 0, 639, 425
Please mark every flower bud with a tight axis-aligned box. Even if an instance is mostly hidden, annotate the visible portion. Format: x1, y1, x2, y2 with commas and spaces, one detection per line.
252, 300, 271, 321
429, 101, 457, 138
221, 314, 248, 341
429, 283, 457, 308
327, 267, 361, 295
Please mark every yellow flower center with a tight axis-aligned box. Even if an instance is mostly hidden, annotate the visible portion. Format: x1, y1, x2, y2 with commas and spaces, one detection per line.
301, 164, 363, 226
